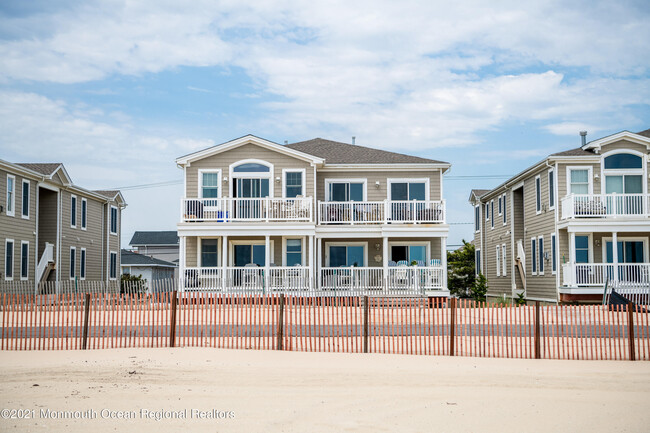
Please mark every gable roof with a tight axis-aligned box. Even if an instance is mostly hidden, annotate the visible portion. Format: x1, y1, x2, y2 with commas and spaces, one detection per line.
636, 128, 650, 138
120, 249, 177, 268
15, 163, 62, 176
130, 231, 179, 246
582, 129, 650, 152
468, 189, 490, 203
550, 147, 596, 157
286, 138, 448, 165
176, 134, 325, 166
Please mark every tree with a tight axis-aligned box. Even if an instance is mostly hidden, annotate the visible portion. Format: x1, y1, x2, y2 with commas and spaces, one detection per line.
447, 240, 476, 298
121, 273, 147, 295
471, 273, 488, 302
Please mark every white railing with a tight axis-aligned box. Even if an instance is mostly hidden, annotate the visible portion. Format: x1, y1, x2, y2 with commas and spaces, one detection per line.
561, 194, 650, 219
318, 200, 445, 224
36, 242, 54, 282
182, 266, 311, 292
182, 267, 223, 290
562, 263, 650, 287
387, 266, 444, 291
320, 267, 385, 291
181, 197, 313, 222
269, 266, 311, 291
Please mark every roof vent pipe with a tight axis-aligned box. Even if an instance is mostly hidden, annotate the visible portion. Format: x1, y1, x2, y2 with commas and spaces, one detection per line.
580, 131, 587, 146
284, 140, 288, 145
352, 136, 356, 145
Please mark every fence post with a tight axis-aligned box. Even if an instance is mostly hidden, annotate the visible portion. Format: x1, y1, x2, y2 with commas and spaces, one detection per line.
628, 301, 636, 361
449, 297, 456, 356
363, 296, 369, 353
535, 301, 541, 359
277, 294, 285, 350
82, 293, 91, 350
169, 291, 178, 348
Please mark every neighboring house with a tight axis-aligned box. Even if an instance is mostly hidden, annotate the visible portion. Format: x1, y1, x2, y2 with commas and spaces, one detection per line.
176, 135, 451, 295
0, 160, 126, 289
470, 129, 650, 303
129, 231, 179, 263
120, 249, 176, 288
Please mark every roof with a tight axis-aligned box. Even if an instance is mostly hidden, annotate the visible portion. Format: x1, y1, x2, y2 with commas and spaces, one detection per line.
120, 249, 177, 267
130, 231, 179, 246
15, 163, 62, 175
637, 128, 650, 138
93, 190, 121, 199
470, 189, 490, 197
286, 138, 448, 164
550, 147, 596, 157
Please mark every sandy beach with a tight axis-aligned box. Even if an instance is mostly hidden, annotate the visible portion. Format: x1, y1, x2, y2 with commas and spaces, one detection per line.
1, 348, 649, 433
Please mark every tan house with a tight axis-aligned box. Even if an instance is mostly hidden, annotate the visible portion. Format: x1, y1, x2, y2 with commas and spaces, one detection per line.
1, 160, 126, 290
470, 129, 650, 303
176, 135, 450, 295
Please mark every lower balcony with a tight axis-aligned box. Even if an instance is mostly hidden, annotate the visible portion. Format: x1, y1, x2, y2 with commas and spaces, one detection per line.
562, 263, 650, 287
561, 194, 650, 219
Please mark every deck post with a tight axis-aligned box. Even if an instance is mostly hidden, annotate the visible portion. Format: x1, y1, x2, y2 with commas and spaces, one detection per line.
383, 236, 389, 294
628, 301, 636, 361
81, 293, 91, 350
277, 293, 285, 350
169, 291, 178, 348
535, 301, 541, 359
612, 231, 619, 284
449, 297, 456, 356
363, 295, 369, 353
222, 235, 228, 292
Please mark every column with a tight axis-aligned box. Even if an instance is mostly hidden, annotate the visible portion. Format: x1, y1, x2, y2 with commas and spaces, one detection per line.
222, 235, 228, 291
317, 237, 322, 290
383, 236, 389, 293
612, 231, 618, 284
441, 236, 448, 291
179, 236, 186, 291
308, 235, 314, 291
265, 235, 270, 293
569, 232, 576, 286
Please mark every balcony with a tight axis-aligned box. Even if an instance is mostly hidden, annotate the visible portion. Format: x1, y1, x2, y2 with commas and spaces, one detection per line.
561, 194, 650, 219
181, 197, 313, 223
318, 200, 445, 225
183, 266, 311, 291
562, 263, 650, 287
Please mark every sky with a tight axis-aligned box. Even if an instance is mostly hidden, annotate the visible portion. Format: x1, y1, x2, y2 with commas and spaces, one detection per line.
1, 0, 649, 249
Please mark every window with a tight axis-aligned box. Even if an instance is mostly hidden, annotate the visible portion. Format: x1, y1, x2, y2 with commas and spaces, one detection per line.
201, 239, 219, 267
535, 175, 541, 214
502, 244, 507, 277
6, 175, 15, 217
569, 169, 590, 194
474, 206, 480, 232
390, 244, 427, 264
485, 202, 489, 221
604, 153, 642, 169
284, 171, 303, 198
110, 206, 118, 235
233, 163, 270, 172
285, 239, 303, 266
328, 245, 365, 267
233, 244, 268, 267
548, 170, 555, 209
20, 241, 28, 280
551, 234, 557, 275
475, 249, 481, 275
70, 247, 76, 279
80, 248, 86, 280
21, 180, 29, 219
605, 240, 645, 264
389, 180, 427, 201
327, 180, 365, 202
4, 240, 13, 280
498, 196, 502, 215
502, 194, 507, 225
110, 252, 117, 279
490, 200, 494, 229
575, 235, 589, 263
200, 170, 221, 199
70, 195, 77, 228
496, 245, 500, 277
81, 198, 87, 230
531, 238, 537, 275
538, 236, 544, 275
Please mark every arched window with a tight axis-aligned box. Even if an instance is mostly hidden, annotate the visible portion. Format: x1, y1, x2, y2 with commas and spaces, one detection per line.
233, 162, 270, 172
604, 153, 642, 169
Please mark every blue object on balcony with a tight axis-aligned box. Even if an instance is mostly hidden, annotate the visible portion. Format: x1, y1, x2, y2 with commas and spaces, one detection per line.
217, 211, 230, 222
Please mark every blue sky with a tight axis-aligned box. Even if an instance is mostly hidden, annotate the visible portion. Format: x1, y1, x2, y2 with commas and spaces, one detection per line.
1, 0, 649, 248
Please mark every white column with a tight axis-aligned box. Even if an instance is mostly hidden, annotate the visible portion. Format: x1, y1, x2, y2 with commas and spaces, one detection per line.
179, 236, 186, 291
222, 235, 228, 291
569, 232, 576, 287
317, 237, 322, 290
265, 235, 270, 293
383, 236, 389, 293
441, 236, 448, 291
308, 235, 314, 291
612, 231, 619, 283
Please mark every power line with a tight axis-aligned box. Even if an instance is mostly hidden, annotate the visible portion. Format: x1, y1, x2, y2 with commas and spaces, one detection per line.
107, 180, 183, 191
446, 175, 513, 180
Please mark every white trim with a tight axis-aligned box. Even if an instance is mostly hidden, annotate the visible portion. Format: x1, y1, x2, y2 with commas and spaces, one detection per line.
6, 174, 15, 217
229, 159, 273, 197
197, 237, 222, 268
110, 205, 118, 235
198, 169, 222, 199
4, 239, 14, 280
490, 199, 494, 229
502, 193, 507, 226
582, 130, 650, 152
20, 240, 29, 281
485, 202, 489, 221
70, 194, 77, 228
21, 179, 30, 220
324, 241, 368, 267
538, 235, 544, 276
531, 237, 537, 275
81, 197, 87, 230
496, 245, 500, 277
69, 246, 76, 280
475, 248, 481, 276
282, 168, 306, 198
474, 205, 480, 233
600, 148, 646, 195
109, 250, 118, 280
386, 178, 431, 201
548, 168, 555, 210
387, 241, 431, 263
502, 244, 507, 277
498, 195, 502, 216
80, 247, 86, 280
551, 233, 557, 275
573, 233, 594, 264
318, 163, 450, 172
565, 165, 593, 196
228, 240, 275, 266
282, 236, 305, 266
324, 178, 367, 201
601, 236, 649, 264
535, 175, 541, 215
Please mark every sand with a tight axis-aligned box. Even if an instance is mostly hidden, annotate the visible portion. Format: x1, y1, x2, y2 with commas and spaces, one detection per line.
1, 349, 649, 433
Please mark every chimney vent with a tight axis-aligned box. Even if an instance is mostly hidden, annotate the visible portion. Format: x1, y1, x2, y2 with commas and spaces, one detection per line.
284, 140, 288, 145
352, 136, 356, 145
580, 131, 587, 146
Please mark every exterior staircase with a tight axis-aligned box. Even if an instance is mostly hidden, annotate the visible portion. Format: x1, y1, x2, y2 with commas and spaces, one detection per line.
37, 243, 55, 282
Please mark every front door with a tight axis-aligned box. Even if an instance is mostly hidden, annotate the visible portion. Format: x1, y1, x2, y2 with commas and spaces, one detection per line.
233, 178, 269, 219
605, 240, 644, 282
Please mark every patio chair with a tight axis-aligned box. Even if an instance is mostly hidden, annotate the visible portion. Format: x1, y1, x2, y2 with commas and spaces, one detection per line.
388, 260, 397, 267
396, 260, 409, 266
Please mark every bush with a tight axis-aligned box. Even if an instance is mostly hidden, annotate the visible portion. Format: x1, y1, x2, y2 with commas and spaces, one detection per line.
121, 273, 147, 295
447, 240, 475, 298
471, 272, 488, 302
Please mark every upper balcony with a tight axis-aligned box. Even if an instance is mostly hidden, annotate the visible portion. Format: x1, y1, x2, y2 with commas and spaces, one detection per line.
318, 200, 445, 224
561, 194, 650, 220
181, 197, 313, 223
